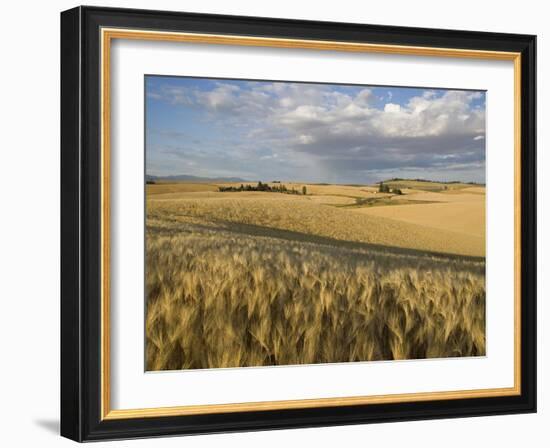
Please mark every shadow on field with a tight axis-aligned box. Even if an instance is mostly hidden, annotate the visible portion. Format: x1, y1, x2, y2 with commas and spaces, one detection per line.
228, 220, 484, 261
149, 215, 486, 268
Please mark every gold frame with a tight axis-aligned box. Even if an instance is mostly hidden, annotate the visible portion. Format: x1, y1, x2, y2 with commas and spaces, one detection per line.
100, 28, 522, 421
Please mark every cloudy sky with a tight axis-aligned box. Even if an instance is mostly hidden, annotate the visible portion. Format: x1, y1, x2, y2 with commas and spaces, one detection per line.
145, 76, 486, 184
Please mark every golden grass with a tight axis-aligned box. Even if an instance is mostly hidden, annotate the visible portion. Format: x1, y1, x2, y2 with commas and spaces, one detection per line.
146, 182, 219, 195
382, 180, 477, 191
145, 186, 486, 370
306, 195, 357, 205
405, 191, 485, 203
148, 192, 484, 257
145, 214, 485, 370
289, 183, 378, 197
460, 186, 486, 195
354, 200, 485, 238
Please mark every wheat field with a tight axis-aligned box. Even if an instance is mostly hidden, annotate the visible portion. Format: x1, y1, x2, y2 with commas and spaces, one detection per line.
145, 182, 486, 370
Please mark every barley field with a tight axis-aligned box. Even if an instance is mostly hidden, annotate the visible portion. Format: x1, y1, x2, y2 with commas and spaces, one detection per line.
145, 181, 486, 370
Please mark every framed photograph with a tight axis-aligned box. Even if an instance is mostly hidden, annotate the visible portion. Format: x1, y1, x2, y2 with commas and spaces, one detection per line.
60, 6, 536, 441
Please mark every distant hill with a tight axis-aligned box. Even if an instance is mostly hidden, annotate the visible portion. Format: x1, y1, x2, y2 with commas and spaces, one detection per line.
380, 177, 484, 186
376, 178, 485, 193
146, 174, 249, 183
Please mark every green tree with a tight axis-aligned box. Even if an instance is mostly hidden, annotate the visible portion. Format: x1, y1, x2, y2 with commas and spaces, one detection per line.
302, 186, 307, 195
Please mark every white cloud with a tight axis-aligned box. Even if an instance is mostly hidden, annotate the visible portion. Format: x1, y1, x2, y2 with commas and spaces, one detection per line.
423, 90, 437, 99
298, 135, 315, 145
195, 83, 240, 111
384, 103, 401, 113
148, 80, 486, 182
355, 88, 372, 106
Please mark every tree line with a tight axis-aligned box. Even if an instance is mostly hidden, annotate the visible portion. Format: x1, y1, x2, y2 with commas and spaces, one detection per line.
378, 182, 402, 195
219, 181, 307, 195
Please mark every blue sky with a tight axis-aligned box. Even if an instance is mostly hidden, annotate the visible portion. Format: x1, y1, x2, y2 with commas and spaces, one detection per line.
146, 76, 486, 183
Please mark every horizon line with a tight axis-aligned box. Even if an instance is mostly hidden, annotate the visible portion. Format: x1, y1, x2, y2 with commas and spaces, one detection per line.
146, 173, 485, 185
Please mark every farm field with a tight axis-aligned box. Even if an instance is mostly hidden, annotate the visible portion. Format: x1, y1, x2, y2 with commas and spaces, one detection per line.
352, 190, 485, 239
145, 179, 486, 370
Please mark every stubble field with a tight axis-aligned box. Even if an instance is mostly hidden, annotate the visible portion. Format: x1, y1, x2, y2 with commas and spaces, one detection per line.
145, 180, 486, 370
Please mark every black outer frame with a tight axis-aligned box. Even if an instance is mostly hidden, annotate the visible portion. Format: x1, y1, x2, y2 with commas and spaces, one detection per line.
60, 6, 536, 442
